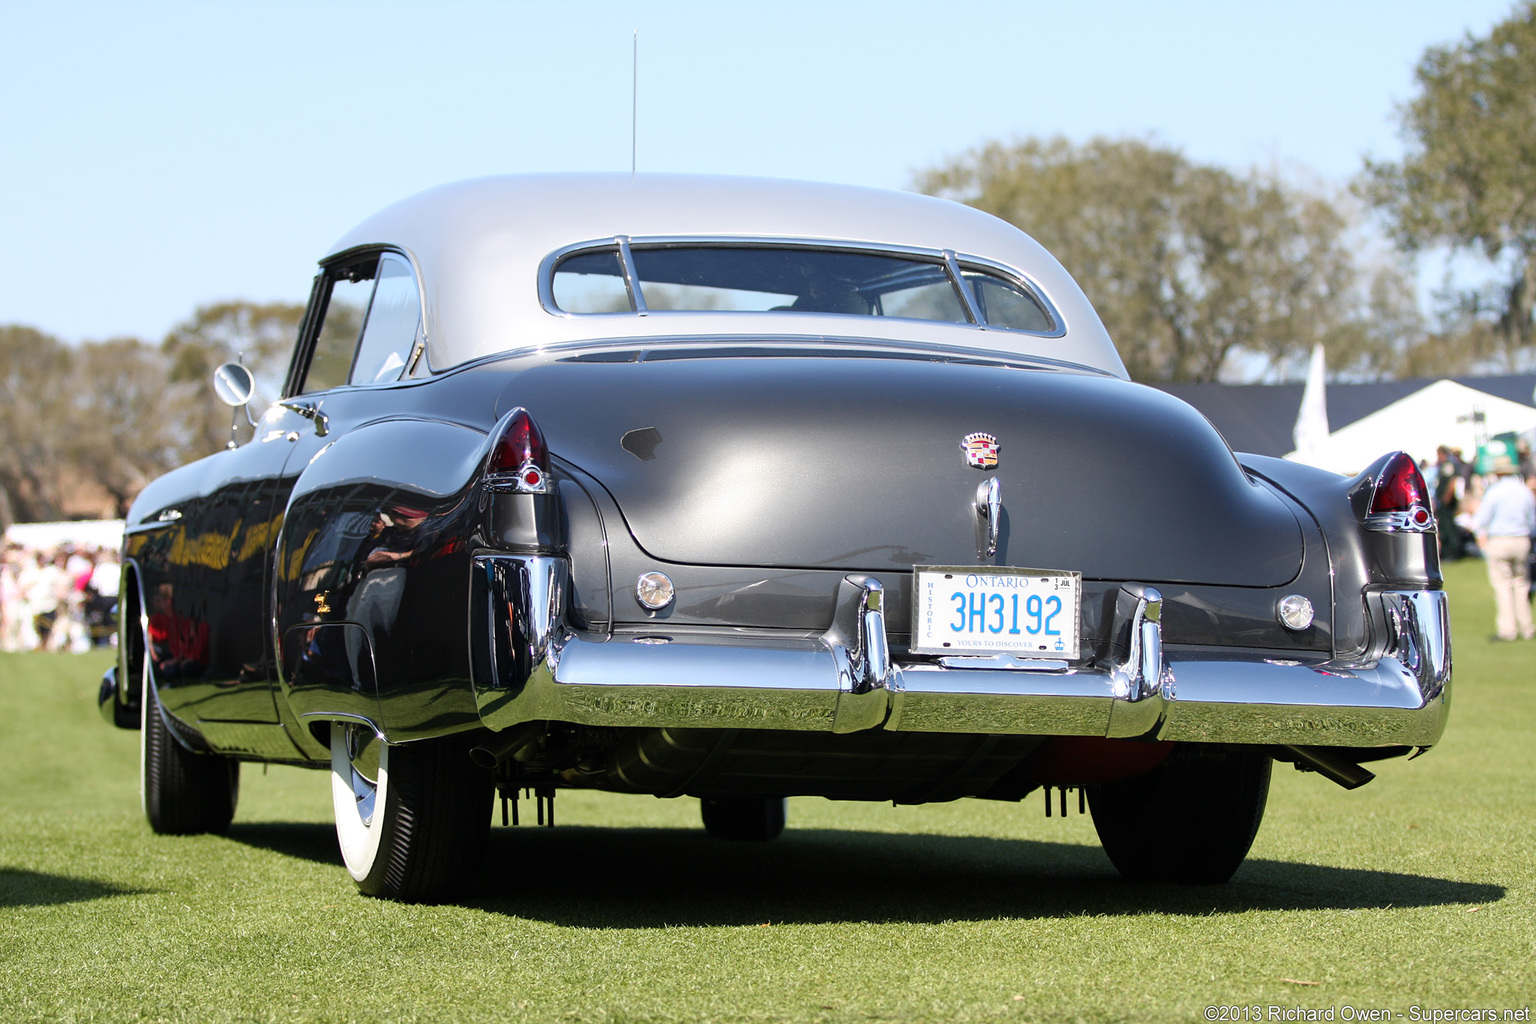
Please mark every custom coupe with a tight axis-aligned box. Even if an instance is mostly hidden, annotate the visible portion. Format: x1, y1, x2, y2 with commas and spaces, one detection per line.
99, 174, 1451, 901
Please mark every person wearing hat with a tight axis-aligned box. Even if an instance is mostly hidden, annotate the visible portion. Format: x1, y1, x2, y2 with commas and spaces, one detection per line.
1470, 443, 1536, 641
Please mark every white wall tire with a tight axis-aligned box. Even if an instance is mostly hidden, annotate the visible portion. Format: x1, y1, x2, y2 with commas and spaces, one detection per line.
330, 722, 388, 884
328, 724, 494, 902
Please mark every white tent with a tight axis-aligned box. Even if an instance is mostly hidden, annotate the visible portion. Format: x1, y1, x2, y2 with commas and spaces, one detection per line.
3, 519, 125, 551
1285, 379, 1536, 476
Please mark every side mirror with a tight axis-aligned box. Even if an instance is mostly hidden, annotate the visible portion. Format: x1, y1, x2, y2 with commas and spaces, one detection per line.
212, 362, 256, 407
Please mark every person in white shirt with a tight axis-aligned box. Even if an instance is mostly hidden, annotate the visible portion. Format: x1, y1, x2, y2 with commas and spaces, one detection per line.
1471, 451, 1536, 641
0, 548, 21, 652
13, 551, 45, 651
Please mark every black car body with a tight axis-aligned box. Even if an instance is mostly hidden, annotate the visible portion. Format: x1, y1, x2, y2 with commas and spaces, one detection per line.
100, 175, 1451, 900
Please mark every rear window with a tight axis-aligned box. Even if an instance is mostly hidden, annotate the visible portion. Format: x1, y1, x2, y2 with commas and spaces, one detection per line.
548, 242, 1058, 335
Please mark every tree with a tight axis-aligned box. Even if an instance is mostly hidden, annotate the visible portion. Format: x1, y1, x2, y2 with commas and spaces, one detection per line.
65, 338, 182, 517
1, 328, 198, 521
1362, 2, 1536, 372
3, 302, 306, 524
0, 325, 74, 522
917, 136, 1420, 382
161, 301, 305, 458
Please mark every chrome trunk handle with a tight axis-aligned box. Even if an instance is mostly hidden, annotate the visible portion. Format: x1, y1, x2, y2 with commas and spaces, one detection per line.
975, 476, 1001, 558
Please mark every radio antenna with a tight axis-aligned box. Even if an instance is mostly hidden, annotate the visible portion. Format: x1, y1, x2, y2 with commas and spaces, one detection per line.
631, 30, 638, 176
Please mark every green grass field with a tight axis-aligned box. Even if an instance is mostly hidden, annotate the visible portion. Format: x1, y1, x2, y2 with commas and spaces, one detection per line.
2, 559, 1532, 1023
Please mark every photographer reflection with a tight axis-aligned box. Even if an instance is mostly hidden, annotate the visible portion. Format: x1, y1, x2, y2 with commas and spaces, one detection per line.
343, 504, 430, 689
147, 582, 209, 679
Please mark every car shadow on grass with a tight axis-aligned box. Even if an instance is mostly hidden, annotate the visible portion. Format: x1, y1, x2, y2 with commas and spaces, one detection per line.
0, 867, 151, 909
461, 826, 1503, 927
222, 821, 1504, 924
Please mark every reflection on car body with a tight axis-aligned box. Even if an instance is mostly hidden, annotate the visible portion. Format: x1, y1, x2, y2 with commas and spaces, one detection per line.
98, 174, 1451, 901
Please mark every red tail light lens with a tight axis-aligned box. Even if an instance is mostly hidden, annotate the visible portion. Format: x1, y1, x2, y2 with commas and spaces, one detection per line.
487, 408, 550, 493
1366, 451, 1434, 532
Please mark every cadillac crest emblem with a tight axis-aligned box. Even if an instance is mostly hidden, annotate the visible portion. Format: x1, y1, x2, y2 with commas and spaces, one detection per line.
961, 432, 999, 469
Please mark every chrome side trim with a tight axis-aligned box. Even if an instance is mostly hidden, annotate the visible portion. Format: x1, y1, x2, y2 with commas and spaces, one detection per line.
438, 331, 1113, 381
473, 556, 1451, 750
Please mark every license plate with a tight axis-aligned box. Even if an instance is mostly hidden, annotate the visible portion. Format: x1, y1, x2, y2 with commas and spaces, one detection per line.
910, 565, 1081, 658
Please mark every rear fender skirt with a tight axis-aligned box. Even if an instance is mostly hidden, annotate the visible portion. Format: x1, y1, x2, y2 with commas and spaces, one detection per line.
273, 418, 491, 743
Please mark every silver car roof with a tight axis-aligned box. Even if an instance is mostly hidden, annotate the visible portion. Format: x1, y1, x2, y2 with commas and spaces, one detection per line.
326, 173, 1128, 378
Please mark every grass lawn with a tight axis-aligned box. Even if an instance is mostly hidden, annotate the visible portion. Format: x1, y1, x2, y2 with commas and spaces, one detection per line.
1, 558, 1532, 1023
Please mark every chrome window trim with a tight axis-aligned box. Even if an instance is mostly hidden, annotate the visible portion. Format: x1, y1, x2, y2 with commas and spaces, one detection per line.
954, 255, 1065, 337
438, 332, 1117, 381
941, 249, 982, 326
536, 235, 1067, 338
614, 235, 646, 314
305, 244, 434, 384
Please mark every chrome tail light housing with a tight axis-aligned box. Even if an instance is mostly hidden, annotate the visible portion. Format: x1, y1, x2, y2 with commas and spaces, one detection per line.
1355, 451, 1435, 533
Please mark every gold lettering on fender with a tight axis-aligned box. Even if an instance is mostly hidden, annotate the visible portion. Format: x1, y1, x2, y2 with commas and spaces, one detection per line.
169, 527, 233, 571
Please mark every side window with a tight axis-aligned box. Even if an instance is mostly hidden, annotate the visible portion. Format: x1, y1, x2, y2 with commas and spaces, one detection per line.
296, 252, 422, 394
963, 270, 1055, 333
350, 254, 420, 385
876, 279, 969, 323
301, 259, 376, 394
551, 249, 631, 312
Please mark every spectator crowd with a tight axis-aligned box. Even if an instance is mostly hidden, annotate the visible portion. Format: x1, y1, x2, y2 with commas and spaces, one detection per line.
0, 542, 120, 653
1427, 438, 1536, 642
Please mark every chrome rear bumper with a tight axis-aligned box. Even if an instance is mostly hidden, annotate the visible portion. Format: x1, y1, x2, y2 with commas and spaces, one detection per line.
474, 556, 1451, 749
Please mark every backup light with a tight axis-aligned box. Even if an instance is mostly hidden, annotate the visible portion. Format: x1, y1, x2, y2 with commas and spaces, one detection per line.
1365, 452, 1434, 533
635, 572, 675, 611
1278, 595, 1315, 631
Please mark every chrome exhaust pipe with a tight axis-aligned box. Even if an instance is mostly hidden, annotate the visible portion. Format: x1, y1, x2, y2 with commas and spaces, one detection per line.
1279, 744, 1376, 789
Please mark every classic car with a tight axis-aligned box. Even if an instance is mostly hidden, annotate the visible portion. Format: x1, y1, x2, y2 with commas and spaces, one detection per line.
98, 173, 1451, 901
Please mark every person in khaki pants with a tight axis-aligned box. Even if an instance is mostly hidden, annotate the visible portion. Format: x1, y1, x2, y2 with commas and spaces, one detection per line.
1471, 450, 1536, 641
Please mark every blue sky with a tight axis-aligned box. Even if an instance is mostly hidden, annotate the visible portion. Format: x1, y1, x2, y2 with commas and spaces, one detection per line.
0, 0, 1517, 345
